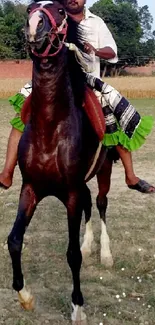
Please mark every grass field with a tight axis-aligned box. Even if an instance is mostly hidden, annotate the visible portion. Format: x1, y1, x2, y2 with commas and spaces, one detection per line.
0, 98, 155, 325
104, 77, 155, 99
0, 76, 155, 98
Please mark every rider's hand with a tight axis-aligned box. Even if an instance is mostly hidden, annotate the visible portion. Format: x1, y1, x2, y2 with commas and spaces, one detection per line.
84, 42, 97, 55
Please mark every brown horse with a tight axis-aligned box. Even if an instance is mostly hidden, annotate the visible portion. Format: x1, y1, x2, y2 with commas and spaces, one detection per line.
7, 0, 114, 321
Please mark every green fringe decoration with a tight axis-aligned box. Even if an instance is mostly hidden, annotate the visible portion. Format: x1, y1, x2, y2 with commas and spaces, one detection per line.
102, 116, 154, 152
9, 93, 25, 132
10, 116, 25, 132
8, 93, 154, 151
9, 93, 25, 114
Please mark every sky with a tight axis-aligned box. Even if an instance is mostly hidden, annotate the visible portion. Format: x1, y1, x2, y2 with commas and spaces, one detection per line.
87, 0, 155, 31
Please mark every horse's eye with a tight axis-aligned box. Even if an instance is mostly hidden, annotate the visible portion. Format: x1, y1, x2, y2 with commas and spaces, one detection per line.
58, 8, 65, 15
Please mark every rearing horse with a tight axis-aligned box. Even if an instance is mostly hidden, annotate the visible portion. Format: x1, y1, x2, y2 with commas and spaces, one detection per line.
7, 0, 113, 322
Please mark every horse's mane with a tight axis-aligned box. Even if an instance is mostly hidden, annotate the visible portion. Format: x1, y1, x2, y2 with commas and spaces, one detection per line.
66, 16, 87, 108
66, 16, 85, 51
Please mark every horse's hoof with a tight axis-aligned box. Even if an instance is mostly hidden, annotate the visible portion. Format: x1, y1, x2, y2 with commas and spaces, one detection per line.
20, 295, 35, 311
101, 255, 114, 268
71, 304, 87, 324
18, 288, 35, 311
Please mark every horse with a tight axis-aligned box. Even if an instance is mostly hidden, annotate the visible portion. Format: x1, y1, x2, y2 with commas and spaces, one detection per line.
7, 0, 114, 321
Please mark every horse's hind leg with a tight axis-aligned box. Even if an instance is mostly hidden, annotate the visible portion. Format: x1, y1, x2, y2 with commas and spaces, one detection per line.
66, 190, 86, 323
8, 183, 39, 310
97, 156, 113, 267
81, 185, 94, 260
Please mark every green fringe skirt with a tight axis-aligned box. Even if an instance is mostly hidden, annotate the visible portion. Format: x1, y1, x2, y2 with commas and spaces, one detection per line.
9, 93, 154, 152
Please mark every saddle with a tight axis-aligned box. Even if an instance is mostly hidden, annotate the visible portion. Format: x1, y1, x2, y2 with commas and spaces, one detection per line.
21, 86, 106, 141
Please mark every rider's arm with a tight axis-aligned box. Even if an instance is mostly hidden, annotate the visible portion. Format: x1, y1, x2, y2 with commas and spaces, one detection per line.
84, 18, 118, 63
95, 47, 116, 60
84, 44, 116, 60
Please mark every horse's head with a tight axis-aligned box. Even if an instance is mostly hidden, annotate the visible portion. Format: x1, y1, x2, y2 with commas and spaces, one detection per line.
25, 0, 68, 58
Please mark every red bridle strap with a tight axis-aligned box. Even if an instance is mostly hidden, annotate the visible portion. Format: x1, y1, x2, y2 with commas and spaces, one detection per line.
29, 6, 68, 57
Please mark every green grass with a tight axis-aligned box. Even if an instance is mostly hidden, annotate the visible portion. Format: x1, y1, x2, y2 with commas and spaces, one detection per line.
130, 98, 155, 112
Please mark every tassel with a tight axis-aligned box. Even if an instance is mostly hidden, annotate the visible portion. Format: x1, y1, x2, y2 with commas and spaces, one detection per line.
64, 42, 95, 73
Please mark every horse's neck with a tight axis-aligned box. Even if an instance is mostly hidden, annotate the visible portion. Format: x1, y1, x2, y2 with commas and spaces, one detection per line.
31, 55, 74, 126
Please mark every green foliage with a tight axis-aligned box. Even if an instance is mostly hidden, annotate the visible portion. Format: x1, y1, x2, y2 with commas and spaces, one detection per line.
114, 0, 138, 6
0, 0, 154, 66
0, 0, 27, 59
90, 0, 155, 68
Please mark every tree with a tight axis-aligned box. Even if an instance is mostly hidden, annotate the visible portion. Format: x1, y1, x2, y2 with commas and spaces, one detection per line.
0, 0, 27, 59
114, 0, 138, 6
90, 0, 155, 73
139, 5, 153, 40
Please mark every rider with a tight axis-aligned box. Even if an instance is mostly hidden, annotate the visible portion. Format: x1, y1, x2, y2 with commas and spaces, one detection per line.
0, 0, 154, 193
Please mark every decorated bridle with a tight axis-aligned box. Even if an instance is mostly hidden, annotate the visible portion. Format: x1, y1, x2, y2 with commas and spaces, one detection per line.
26, 1, 95, 73
27, 4, 68, 57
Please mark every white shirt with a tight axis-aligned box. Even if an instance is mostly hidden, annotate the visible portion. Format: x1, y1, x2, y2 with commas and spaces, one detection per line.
80, 8, 118, 78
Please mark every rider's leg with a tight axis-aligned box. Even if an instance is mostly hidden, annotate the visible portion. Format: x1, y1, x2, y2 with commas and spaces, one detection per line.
92, 90, 140, 187
0, 81, 32, 190
116, 145, 155, 192
116, 145, 139, 185
0, 127, 22, 189
85, 75, 154, 193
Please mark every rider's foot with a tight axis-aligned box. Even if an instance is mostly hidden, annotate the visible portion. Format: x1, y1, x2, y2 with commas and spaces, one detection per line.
0, 171, 13, 189
126, 176, 155, 193
126, 175, 139, 187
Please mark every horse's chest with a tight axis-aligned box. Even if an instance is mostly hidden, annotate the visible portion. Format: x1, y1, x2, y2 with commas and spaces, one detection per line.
22, 136, 79, 185
19, 119, 83, 188
26, 143, 61, 179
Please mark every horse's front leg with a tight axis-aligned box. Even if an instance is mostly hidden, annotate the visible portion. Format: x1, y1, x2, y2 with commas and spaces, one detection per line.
66, 190, 86, 324
8, 183, 39, 310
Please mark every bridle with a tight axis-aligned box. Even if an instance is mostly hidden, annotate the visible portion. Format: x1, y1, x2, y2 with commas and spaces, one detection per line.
26, 4, 95, 73
27, 6, 68, 57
